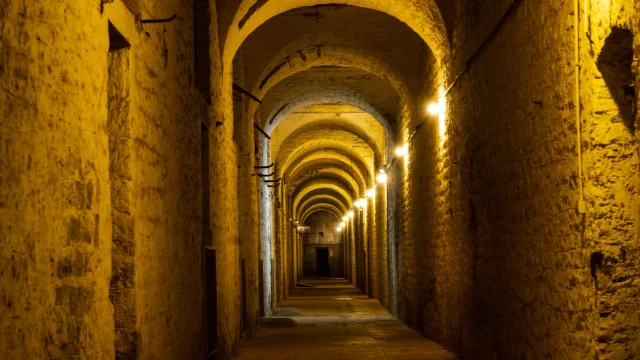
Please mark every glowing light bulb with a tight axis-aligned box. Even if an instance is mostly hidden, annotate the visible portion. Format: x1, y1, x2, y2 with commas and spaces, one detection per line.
427, 101, 444, 115
336, 226, 342, 232
366, 188, 376, 198
342, 216, 348, 221
347, 211, 354, 218
376, 172, 388, 184
395, 145, 408, 157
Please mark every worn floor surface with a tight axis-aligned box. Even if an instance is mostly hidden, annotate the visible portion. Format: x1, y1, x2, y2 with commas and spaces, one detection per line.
234, 278, 458, 360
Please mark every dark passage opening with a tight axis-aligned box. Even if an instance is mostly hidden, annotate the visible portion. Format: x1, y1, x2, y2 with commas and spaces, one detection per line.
316, 248, 330, 277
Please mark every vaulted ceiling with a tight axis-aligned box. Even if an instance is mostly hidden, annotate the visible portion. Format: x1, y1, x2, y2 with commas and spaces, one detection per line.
223, 1, 453, 224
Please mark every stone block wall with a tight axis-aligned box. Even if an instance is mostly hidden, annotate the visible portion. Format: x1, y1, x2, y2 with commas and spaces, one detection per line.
582, 1, 640, 357
0, 1, 114, 358
393, 0, 640, 359
210, 0, 243, 355
127, 0, 206, 356
1, 0, 213, 358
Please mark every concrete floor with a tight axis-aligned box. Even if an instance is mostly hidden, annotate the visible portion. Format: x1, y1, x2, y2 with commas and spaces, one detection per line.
235, 278, 458, 360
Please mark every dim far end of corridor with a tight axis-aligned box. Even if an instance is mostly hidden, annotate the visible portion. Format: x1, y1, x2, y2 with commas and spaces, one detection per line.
1, 0, 639, 359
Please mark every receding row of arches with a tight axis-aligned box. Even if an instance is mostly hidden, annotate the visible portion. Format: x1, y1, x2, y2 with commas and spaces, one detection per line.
207, 2, 457, 358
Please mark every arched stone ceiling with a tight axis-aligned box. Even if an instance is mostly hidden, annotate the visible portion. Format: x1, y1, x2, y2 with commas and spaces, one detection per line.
224, 1, 450, 73
288, 162, 365, 195
269, 105, 385, 167
300, 204, 344, 224
261, 71, 397, 131
277, 130, 375, 180
246, 39, 413, 124
276, 126, 379, 169
298, 195, 349, 218
284, 149, 370, 188
295, 191, 352, 221
298, 200, 347, 225
264, 84, 389, 134
302, 210, 342, 226
290, 168, 361, 196
293, 179, 356, 216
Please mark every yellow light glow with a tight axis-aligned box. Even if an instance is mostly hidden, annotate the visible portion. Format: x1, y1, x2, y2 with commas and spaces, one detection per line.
342, 215, 348, 221
355, 198, 367, 208
427, 101, 443, 115
395, 144, 408, 157
438, 99, 446, 139
431, 91, 447, 141
340, 221, 346, 227
347, 211, 354, 218
376, 172, 387, 184
366, 188, 376, 198
336, 226, 342, 231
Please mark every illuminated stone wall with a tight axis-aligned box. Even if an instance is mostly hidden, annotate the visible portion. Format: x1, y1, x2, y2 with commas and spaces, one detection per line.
2, 1, 640, 359
0, 2, 115, 358
1, 0, 209, 358
393, 0, 640, 359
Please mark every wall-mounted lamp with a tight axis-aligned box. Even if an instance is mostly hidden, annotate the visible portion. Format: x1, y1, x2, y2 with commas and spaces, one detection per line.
340, 221, 346, 228
366, 188, 376, 199
336, 226, 342, 232
427, 101, 444, 116
347, 211, 354, 218
428, 94, 447, 140
395, 144, 408, 157
354, 199, 367, 208
376, 172, 388, 184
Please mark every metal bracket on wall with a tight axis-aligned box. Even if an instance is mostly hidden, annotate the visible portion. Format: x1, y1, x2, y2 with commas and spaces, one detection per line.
233, 83, 262, 104
135, 13, 178, 32
254, 163, 275, 169
254, 123, 271, 140
140, 14, 178, 24
255, 172, 275, 177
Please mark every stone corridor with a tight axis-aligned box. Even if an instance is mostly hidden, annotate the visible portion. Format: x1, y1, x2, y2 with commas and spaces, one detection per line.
235, 278, 457, 360
2, 0, 640, 359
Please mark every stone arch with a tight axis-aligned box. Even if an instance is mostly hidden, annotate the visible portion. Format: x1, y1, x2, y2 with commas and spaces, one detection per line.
301, 205, 344, 224
290, 168, 361, 193
265, 84, 390, 134
285, 153, 370, 189
289, 166, 364, 198
225, 0, 451, 71
284, 148, 372, 188
277, 127, 377, 172
293, 182, 355, 216
298, 195, 349, 219
247, 38, 413, 127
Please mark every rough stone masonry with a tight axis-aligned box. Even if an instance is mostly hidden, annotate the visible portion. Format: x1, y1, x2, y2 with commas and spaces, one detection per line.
1, 0, 640, 359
